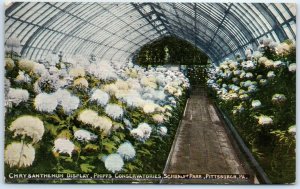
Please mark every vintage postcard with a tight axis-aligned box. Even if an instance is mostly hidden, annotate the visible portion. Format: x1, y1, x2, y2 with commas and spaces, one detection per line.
4, 1, 296, 184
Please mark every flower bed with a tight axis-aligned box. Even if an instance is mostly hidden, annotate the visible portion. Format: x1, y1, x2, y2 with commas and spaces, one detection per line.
206, 39, 296, 183
4, 55, 189, 183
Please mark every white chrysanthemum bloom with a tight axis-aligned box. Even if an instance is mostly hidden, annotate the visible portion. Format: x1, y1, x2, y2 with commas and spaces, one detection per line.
251, 100, 262, 109
233, 70, 241, 76
69, 67, 85, 78
115, 79, 129, 90
73, 77, 88, 89
258, 57, 268, 65
18, 59, 35, 72
245, 72, 253, 79
288, 63, 296, 73
130, 128, 144, 141
34, 93, 58, 113
272, 94, 287, 105
174, 89, 182, 97
33, 63, 47, 76
5, 58, 15, 70
138, 123, 152, 139
259, 79, 268, 86
54, 89, 72, 104
9, 115, 44, 143
53, 138, 75, 157
276, 42, 290, 55
239, 94, 249, 100
257, 115, 273, 126
74, 129, 97, 142
104, 154, 124, 173
48, 66, 60, 75
141, 76, 157, 89
117, 142, 136, 160
78, 109, 99, 126
248, 85, 257, 93
288, 125, 296, 135
91, 89, 110, 107
61, 95, 80, 114
273, 61, 284, 68
87, 63, 118, 81
158, 126, 168, 136
15, 71, 31, 83
253, 51, 263, 59
7, 88, 29, 106
143, 102, 157, 114
5, 142, 35, 168
127, 78, 142, 91
267, 71, 275, 79
242, 61, 255, 70
103, 84, 119, 96
105, 104, 124, 120
152, 114, 165, 124
93, 116, 113, 135
262, 60, 274, 68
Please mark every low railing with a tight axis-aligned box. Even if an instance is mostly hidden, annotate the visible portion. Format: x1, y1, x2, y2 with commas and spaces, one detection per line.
214, 103, 272, 184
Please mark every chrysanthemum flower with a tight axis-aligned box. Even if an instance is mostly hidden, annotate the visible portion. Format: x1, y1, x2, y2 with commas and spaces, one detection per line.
105, 104, 124, 120
152, 114, 165, 123
91, 89, 110, 107
93, 116, 113, 135
143, 102, 157, 114
73, 77, 88, 89
251, 100, 262, 109
53, 138, 75, 157
34, 93, 58, 113
18, 59, 35, 72
104, 154, 124, 173
61, 95, 80, 114
9, 115, 44, 143
5, 58, 15, 70
103, 84, 119, 96
77, 109, 99, 126
7, 88, 29, 106
74, 129, 97, 142
257, 115, 273, 126
5, 142, 35, 168
288, 63, 296, 72
69, 67, 85, 78
117, 142, 136, 160
259, 79, 268, 86
158, 126, 168, 136
272, 94, 287, 105
267, 71, 275, 79
33, 63, 47, 76
288, 125, 296, 135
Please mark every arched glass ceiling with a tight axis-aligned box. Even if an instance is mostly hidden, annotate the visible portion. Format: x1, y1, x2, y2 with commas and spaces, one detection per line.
5, 2, 296, 64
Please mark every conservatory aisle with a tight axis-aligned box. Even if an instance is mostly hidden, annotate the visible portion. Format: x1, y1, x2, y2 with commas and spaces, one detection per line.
162, 86, 253, 184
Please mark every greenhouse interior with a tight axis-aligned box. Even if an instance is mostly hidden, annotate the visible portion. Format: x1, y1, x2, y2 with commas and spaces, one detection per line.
4, 2, 296, 184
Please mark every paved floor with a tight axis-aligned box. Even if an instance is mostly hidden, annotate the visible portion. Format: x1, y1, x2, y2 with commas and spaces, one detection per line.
161, 86, 254, 184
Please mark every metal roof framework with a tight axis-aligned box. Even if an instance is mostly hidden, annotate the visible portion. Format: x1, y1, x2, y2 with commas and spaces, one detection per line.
5, 2, 296, 64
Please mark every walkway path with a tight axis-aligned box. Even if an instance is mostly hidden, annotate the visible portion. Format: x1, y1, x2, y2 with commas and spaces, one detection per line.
161, 86, 254, 184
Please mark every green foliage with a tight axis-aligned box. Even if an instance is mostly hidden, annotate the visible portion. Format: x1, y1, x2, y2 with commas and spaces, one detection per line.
207, 40, 296, 183
4, 54, 188, 184
135, 36, 208, 66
